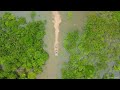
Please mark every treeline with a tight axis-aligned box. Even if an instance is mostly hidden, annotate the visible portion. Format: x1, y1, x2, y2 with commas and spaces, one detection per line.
0, 12, 49, 79
62, 11, 120, 79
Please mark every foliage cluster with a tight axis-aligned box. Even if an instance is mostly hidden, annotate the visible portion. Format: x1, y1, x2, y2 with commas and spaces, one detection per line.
0, 12, 49, 79
62, 11, 120, 79
67, 12, 73, 20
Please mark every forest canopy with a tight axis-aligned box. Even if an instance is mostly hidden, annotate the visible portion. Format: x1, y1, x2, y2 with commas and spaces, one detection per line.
0, 12, 49, 79
62, 11, 120, 79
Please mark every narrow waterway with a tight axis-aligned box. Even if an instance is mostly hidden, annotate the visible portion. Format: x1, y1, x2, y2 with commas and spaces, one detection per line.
38, 11, 91, 79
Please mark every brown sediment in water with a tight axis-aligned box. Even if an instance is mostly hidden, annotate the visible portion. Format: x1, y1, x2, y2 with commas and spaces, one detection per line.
52, 11, 61, 56
37, 11, 90, 79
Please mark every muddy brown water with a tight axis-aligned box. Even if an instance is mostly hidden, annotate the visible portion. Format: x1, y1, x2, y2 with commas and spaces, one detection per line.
37, 11, 91, 79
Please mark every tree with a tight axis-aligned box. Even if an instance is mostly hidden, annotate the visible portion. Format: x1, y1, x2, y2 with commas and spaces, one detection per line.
0, 12, 49, 79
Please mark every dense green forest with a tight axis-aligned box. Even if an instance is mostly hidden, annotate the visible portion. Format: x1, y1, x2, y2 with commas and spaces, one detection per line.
62, 11, 120, 79
0, 12, 49, 79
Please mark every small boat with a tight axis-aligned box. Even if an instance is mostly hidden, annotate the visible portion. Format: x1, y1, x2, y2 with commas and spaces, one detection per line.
55, 50, 58, 56
54, 44, 58, 56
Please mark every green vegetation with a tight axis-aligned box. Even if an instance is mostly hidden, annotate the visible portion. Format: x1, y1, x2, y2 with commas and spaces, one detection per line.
0, 12, 49, 79
30, 11, 36, 21
62, 11, 120, 79
67, 11, 73, 20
